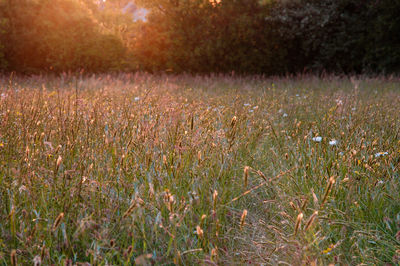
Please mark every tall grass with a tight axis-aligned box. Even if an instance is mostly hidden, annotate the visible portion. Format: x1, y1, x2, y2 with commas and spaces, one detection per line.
0, 73, 399, 265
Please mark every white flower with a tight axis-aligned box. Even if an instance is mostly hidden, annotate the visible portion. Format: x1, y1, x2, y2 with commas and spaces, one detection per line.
377, 180, 384, 185
243, 103, 250, 107
0, 93, 6, 99
329, 139, 337, 146
19, 185, 27, 193
282, 113, 288, 117
134, 97, 140, 101
374, 152, 388, 158
351, 107, 356, 111
312, 136, 322, 142
296, 94, 300, 97
249, 109, 254, 113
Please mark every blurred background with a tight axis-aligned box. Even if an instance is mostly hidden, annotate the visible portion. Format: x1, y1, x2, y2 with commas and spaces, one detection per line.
0, 0, 399, 75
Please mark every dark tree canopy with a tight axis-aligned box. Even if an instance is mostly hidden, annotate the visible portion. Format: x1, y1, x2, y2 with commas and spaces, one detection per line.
0, 0, 399, 74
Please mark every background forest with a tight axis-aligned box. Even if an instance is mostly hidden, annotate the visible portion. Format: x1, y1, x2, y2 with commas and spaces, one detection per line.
0, 0, 399, 75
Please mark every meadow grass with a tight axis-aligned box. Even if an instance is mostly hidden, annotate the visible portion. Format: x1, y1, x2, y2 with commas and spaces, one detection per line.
0, 73, 399, 265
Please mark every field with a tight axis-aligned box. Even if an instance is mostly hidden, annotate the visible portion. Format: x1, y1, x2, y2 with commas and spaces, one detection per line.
0, 73, 399, 265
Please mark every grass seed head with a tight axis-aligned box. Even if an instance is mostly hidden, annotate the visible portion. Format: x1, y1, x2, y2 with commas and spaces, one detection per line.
294, 212, 303, 236
322, 176, 336, 207
10, 250, 17, 266
52, 212, 64, 231
240, 209, 248, 230
311, 189, 319, 206
196, 225, 204, 239
305, 211, 318, 231
123, 200, 137, 218
212, 190, 218, 213
243, 166, 249, 187
211, 247, 218, 260
231, 116, 237, 127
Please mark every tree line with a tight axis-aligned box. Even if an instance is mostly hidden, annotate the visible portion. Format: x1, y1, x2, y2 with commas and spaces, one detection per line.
1, 0, 399, 75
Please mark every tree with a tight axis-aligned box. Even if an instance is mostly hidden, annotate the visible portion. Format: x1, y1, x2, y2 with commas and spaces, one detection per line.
0, 0, 127, 72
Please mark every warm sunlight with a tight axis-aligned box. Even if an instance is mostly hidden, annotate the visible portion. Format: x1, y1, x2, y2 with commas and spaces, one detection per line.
210, 0, 222, 6
1, 0, 399, 264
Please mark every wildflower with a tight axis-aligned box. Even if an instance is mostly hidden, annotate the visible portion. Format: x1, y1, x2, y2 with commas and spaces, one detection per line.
19, 185, 27, 193
374, 152, 388, 158
33, 255, 41, 266
329, 139, 337, 146
322, 244, 335, 255
312, 136, 322, 142
134, 97, 140, 101
243, 103, 250, 107
282, 113, 288, 117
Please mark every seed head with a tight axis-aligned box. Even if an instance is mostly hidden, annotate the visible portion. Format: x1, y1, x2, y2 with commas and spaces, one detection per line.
243, 166, 249, 187
52, 212, 64, 231
196, 225, 204, 239
123, 200, 137, 218
10, 250, 17, 266
240, 209, 248, 230
304, 211, 318, 231
231, 116, 237, 127
322, 176, 336, 206
294, 212, 303, 236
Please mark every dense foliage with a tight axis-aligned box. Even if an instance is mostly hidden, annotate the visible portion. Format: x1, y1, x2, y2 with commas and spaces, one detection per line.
0, 0, 399, 74
0, 0, 128, 73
